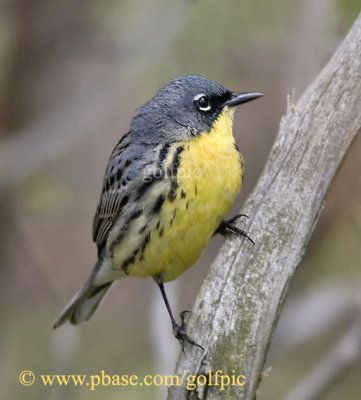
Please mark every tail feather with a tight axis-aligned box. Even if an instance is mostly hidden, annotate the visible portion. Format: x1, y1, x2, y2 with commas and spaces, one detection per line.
53, 280, 112, 329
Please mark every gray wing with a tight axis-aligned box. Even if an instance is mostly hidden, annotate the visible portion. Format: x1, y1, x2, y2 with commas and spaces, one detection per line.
92, 133, 157, 253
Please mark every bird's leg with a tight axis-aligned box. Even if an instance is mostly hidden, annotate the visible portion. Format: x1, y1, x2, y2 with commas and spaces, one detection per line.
215, 213, 255, 244
157, 283, 203, 352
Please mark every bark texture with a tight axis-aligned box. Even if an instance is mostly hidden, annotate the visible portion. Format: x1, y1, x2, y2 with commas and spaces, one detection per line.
168, 12, 361, 400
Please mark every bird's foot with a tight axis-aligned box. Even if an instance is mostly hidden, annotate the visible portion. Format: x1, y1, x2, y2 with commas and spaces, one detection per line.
216, 214, 255, 244
172, 311, 204, 352
226, 213, 249, 224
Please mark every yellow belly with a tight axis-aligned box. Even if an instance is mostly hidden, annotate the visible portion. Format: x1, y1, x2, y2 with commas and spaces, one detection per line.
124, 108, 243, 282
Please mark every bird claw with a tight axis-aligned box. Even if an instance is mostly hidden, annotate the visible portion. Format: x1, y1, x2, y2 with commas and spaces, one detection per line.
223, 222, 255, 245
172, 322, 204, 352
225, 213, 249, 224
216, 213, 255, 244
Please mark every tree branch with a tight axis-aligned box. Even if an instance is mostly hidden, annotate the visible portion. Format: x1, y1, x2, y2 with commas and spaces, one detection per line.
168, 12, 361, 400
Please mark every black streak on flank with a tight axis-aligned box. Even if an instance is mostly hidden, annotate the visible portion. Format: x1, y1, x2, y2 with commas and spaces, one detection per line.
119, 195, 129, 208
110, 230, 125, 251
121, 255, 136, 274
134, 145, 172, 201
136, 175, 159, 200
159, 227, 164, 237
141, 232, 151, 253
158, 143, 171, 168
170, 209, 177, 226
152, 194, 165, 214
128, 208, 143, 222
110, 208, 142, 252
109, 203, 138, 250
170, 146, 184, 176
139, 232, 151, 262
168, 146, 184, 202
181, 190, 186, 199
168, 182, 178, 202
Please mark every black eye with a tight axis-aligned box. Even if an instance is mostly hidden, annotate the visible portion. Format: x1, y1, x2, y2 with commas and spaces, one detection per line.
193, 93, 211, 112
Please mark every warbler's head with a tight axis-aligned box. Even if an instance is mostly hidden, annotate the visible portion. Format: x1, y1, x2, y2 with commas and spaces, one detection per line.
131, 75, 263, 143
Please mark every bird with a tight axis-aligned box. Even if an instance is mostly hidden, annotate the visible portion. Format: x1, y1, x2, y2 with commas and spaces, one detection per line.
53, 75, 263, 349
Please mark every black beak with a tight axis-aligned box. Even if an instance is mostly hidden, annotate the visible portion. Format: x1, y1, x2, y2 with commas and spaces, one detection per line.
226, 92, 263, 107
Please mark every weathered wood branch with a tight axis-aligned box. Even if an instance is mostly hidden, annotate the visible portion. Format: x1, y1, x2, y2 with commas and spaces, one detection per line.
168, 12, 361, 400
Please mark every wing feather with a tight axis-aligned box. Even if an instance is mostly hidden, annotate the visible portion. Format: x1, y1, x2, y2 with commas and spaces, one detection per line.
92, 133, 134, 251
92, 134, 162, 253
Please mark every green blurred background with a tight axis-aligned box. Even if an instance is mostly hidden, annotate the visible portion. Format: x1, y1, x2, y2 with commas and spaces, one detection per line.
1, 1, 360, 399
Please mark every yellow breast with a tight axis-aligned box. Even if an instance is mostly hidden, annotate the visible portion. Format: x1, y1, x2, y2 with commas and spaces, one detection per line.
125, 107, 243, 281
178, 107, 243, 207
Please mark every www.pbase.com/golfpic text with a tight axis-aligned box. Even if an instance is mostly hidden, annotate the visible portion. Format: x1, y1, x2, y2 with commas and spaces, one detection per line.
19, 369, 246, 391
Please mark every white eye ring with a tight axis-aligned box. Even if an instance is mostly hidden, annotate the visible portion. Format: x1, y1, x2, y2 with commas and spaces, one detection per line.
193, 93, 211, 111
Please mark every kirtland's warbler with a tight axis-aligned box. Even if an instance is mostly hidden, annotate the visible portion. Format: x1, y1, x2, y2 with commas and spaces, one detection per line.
53, 75, 262, 349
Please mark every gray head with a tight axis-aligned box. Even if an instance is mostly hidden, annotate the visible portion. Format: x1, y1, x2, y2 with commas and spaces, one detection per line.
131, 75, 262, 143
